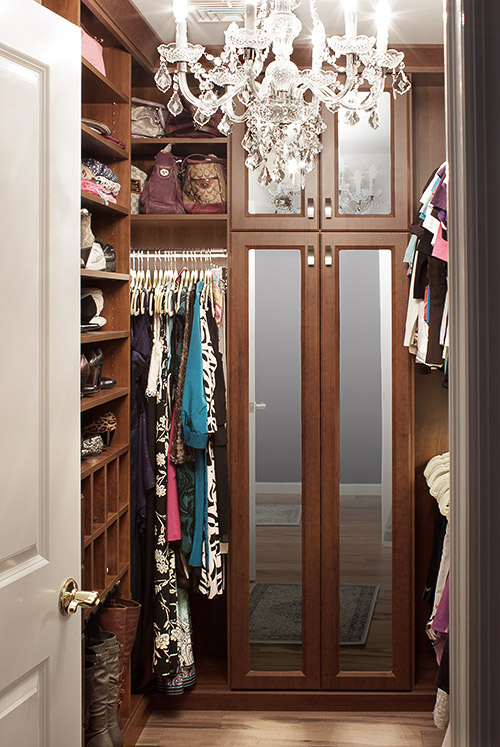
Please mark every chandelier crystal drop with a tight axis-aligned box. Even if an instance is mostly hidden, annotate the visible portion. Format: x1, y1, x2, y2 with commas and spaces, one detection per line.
155, 0, 411, 189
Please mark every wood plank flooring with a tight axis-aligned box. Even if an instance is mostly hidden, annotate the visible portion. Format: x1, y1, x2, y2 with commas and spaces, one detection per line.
137, 710, 445, 746
250, 493, 392, 672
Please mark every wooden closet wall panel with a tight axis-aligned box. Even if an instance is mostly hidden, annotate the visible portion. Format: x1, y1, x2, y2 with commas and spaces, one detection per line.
319, 233, 412, 690
228, 233, 321, 689
410, 73, 448, 684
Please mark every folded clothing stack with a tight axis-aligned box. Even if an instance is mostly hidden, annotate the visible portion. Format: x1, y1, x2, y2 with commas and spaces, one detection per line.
81, 158, 121, 204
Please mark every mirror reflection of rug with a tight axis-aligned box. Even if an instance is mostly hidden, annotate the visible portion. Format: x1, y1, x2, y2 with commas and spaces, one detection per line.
255, 504, 302, 526
249, 582, 379, 646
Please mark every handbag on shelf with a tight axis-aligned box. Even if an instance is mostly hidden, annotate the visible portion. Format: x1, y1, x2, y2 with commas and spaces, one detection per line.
181, 154, 227, 214
81, 28, 106, 76
165, 96, 222, 138
139, 150, 185, 214
131, 97, 167, 138
130, 165, 148, 214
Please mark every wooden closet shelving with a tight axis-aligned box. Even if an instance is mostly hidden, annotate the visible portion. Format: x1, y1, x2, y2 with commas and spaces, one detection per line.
81, 386, 129, 412
81, 330, 130, 343
81, 268, 129, 281
82, 122, 130, 161
81, 191, 129, 215
82, 57, 128, 104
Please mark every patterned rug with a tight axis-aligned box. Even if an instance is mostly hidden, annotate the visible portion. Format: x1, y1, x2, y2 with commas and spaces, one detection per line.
249, 582, 379, 646
255, 504, 302, 526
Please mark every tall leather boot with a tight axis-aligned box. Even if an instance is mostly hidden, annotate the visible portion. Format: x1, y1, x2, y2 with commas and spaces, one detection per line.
85, 643, 113, 747
89, 631, 124, 747
100, 599, 141, 703
84, 659, 96, 733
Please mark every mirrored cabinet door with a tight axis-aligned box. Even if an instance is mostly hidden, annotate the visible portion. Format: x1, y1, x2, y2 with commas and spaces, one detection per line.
229, 233, 321, 689
319, 233, 412, 690
230, 124, 320, 231
320, 88, 410, 231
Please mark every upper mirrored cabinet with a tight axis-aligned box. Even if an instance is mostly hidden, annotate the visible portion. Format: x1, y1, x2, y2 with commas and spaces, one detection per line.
230, 82, 409, 232
338, 92, 392, 216
321, 85, 410, 230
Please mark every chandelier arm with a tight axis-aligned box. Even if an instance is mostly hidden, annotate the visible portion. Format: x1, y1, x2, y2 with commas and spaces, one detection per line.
223, 98, 248, 124
176, 68, 247, 111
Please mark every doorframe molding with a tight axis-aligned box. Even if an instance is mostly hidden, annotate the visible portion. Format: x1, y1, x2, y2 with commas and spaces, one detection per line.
446, 0, 500, 743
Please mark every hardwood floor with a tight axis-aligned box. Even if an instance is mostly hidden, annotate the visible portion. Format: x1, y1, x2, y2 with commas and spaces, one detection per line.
137, 710, 445, 746
250, 492, 392, 672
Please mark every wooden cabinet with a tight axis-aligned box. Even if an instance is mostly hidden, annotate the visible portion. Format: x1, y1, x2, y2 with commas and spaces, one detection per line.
229, 86, 409, 232
228, 232, 412, 691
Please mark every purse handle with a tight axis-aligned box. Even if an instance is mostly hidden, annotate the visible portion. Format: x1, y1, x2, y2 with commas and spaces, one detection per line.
179, 153, 226, 174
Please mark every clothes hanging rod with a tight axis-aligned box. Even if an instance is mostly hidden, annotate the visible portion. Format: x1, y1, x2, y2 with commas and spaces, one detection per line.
130, 248, 228, 257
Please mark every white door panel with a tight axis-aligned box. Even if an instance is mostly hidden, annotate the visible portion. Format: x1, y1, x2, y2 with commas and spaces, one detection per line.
0, 1, 81, 745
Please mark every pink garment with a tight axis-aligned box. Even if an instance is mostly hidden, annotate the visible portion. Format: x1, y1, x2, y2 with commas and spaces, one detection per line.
166, 408, 182, 541
432, 223, 449, 262
81, 179, 102, 197
81, 180, 117, 204
81, 28, 106, 76
432, 574, 450, 635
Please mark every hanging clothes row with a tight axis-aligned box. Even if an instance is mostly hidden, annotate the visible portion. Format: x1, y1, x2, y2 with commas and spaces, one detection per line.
129, 248, 229, 696
423, 452, 450, 732
403, 162, 449, 385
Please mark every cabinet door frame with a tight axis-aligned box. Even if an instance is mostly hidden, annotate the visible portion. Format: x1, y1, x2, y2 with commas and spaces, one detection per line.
229, 126, 320, 231
319, 232, 413, 691
228, 232, 322, 689
320, 87, 411, 231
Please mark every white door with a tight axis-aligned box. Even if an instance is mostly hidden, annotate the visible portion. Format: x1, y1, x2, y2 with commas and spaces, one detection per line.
0, 2, 81, 745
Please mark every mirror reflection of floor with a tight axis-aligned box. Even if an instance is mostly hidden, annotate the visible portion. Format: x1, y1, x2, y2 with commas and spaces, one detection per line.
249, 492, 392, 673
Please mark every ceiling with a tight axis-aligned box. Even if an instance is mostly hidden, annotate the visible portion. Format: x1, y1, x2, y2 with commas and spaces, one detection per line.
129, 0, 445, 47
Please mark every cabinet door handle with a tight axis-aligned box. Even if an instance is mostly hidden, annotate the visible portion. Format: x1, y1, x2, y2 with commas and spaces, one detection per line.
307, 246, 315, 266
324, 197, 332, 219
325, 245, 333, 266
307, 198, 315, 219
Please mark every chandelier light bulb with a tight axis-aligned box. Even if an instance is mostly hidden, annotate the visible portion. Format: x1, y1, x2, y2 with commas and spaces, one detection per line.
172, 0, 188, 22
344, 0, 358, 38
376, 0, 391, 54
245, 0, 257, 32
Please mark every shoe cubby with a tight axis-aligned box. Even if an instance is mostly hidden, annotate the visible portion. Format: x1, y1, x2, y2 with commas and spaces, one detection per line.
118, 451, 129, 512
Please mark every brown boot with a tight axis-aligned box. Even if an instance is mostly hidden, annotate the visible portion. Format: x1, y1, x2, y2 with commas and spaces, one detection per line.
100, 599, 141, 706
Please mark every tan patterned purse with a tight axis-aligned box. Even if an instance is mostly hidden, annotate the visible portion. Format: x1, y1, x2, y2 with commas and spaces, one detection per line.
181, 154, 227, 214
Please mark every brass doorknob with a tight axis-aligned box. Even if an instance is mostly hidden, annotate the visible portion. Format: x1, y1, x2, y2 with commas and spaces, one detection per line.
59, 577, 100, 616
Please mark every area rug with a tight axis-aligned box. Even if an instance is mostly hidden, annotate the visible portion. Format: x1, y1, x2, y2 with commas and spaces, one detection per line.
249, 583, 379, 646
255, 504, 302, 526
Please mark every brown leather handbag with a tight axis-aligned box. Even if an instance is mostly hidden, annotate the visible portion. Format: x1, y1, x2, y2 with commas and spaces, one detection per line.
181, 154, 227, 214
165, 96, 222, 138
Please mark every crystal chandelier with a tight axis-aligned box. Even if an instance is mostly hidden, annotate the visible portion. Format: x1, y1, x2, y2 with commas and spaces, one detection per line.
154, 0, 411, 188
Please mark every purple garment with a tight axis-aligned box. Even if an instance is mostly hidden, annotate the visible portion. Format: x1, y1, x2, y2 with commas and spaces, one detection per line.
432, 177, 447, 212
432, 574, 450, 634
432, 206, 448, 228
136, 407, 155, 533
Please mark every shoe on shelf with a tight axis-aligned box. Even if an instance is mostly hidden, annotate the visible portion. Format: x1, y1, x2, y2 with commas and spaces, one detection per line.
83, 348, 104, 395
94, 239, 116, 273
81, 354, 90, 397
83, 412, 117, 448
81, 434, 104, 459
100, 377, 116, 390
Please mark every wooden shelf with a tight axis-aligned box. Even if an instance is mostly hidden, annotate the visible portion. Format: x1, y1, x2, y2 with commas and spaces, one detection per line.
81, 190, 129, 215
131, 214, 227, 228
81, 443, 129, 479
82, 58, 128, 104
81, 329, 129, 343
81, 386, 129, 412
81, 123, 129, 161
81, 269, 129, 281
131, 135, 227, 155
